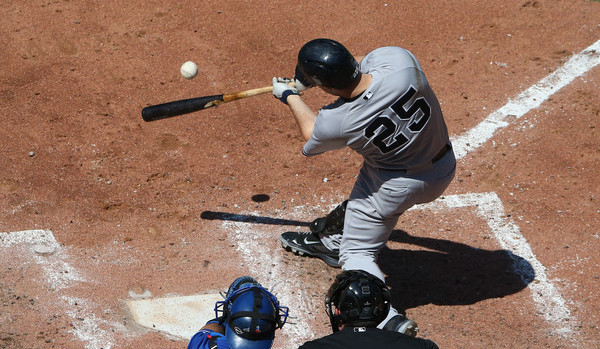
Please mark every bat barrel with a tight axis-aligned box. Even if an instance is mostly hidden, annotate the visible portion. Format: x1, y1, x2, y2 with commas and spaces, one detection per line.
142, 94, 224, 122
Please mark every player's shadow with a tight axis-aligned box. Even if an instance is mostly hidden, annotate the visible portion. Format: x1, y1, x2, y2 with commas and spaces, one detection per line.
379, 229, 535, 312
200, 211, 535, 312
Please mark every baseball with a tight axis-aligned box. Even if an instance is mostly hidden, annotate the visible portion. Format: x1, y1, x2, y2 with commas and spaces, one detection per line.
180, 61, 198, 79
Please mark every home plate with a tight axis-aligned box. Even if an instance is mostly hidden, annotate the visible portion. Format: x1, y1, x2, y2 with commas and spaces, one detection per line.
126, 292, 222, 339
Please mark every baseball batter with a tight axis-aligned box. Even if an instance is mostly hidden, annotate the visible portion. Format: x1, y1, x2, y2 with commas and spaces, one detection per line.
273, 38, 456, 331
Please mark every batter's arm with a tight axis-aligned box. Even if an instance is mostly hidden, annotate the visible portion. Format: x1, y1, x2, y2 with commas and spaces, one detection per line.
287, 94, 316, 141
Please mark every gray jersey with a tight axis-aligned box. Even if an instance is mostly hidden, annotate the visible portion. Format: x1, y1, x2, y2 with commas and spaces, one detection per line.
303, 46, 450, 170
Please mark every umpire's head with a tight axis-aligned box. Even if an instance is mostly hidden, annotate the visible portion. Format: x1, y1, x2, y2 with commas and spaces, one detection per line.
325, 270, 392, 332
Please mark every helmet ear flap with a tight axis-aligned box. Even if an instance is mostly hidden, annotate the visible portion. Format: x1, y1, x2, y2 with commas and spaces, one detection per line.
294, 64, 314, 89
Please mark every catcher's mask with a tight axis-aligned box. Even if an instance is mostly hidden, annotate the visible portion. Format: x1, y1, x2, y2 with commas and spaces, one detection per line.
325, 270, 391, 332
215, 279, 289, 349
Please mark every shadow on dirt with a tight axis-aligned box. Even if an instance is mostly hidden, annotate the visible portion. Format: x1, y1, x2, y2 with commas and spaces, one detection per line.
200, 210, 309, 227
201, 211, 534, 312
379, 229, 535, 312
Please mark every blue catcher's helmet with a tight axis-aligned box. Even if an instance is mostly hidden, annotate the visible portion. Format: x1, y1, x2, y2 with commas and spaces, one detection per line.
215, 277, 289, 349
225, 276, 261, 297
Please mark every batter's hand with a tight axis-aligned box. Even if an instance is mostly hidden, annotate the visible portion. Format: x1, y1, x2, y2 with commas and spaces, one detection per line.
272, 77, 299, 105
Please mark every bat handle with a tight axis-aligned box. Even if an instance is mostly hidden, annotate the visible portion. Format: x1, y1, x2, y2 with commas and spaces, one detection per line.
222, 81, 295, 102
223, 86, 274, 102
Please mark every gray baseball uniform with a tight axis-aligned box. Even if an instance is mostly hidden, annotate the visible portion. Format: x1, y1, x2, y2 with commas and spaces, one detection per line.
303, 46, 456, 284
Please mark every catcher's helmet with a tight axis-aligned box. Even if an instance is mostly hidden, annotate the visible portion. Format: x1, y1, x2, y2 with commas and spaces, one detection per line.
325, 270, 391, 332
215, 279, 289, 349
295, 38, 360, 89
225, 276, 261, 297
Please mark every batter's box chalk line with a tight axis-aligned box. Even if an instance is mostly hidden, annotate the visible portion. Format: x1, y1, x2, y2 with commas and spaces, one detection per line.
415, 193, 576, 338
0, 229, 123, 349
452, 38, 600, 160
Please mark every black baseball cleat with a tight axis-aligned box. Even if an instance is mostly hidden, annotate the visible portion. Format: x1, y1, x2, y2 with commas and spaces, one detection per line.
280, 231, 340, 267
383, 314, 419, 337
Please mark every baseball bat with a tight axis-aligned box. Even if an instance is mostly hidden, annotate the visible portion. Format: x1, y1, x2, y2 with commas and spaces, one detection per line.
141, 85, 274, 122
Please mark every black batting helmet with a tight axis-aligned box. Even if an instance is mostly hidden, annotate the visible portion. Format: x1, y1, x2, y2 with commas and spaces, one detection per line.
295, 38, 360, 90
325, 270, 391, 332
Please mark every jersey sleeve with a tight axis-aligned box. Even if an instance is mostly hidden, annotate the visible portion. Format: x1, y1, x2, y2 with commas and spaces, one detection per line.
302, 106, 348, 156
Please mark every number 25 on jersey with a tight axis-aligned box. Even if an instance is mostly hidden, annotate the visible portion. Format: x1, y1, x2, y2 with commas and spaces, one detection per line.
364, 86, 431, 154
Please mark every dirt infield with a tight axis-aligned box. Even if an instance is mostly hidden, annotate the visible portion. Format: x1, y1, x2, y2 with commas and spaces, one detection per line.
1, 1, 599, 348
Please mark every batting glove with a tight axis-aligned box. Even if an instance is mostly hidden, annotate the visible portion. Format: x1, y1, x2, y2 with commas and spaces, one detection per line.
272, 77, 299, 105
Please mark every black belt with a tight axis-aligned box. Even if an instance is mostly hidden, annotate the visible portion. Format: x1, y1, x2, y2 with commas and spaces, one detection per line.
431, 144, 452, 164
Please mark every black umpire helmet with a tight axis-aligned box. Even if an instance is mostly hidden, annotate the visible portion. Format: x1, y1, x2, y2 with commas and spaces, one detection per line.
325, 270, 391, 332
295, 38, 360, 90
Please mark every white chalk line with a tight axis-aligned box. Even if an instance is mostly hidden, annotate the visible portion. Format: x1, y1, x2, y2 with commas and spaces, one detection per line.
451, 38, 600, 159
224, 207, 316, 349
416, 193, 574, 336
0, 230, 117, 349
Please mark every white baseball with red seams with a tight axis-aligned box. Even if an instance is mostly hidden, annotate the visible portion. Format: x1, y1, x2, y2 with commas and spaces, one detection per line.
180, 61, 198, 79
